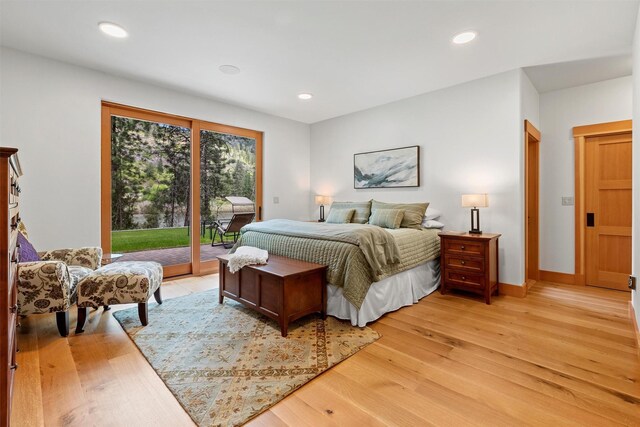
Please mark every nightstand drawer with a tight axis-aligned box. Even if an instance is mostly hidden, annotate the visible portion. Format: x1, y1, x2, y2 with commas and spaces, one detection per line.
445, 270, 485, 289
444, 254, 484, 273
444, 239, 485, 257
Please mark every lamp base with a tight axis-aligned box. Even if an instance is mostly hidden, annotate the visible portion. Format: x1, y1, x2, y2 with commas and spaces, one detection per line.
469, 208, 482, 235
318, 204, 325, 222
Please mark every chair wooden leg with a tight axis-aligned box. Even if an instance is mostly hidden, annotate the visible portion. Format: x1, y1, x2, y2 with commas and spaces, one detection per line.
138, 302, 148, 326
56, 311, 69, 337
75, 307, 88, 334
153, 287, 163, 305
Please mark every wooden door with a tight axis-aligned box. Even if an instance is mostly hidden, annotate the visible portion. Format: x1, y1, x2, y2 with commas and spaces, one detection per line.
584, 131, 632, 291
525, 121, 540, 282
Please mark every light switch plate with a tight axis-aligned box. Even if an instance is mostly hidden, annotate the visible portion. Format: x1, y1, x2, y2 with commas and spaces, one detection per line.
561, 196, 574, 206
273, 196, 279, 204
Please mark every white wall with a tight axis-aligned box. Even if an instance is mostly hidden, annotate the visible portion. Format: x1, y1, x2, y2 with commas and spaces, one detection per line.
310, 70, 525, 286
0, 47, 311, 250
632, 8, 640, 332
519, 70, 540, 278
520, 70, 540, 130
539, 76, 632, 273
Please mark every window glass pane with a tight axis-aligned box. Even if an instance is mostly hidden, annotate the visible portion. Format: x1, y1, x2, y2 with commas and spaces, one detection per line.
200, 130, 256, 262
110, 115, 192, 266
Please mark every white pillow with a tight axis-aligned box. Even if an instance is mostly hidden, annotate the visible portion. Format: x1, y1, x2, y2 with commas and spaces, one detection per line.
424, 207, 441, 221
422, 219, 444, 229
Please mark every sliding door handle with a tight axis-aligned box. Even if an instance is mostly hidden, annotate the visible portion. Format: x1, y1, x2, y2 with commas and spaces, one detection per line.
586, 212, 595, 227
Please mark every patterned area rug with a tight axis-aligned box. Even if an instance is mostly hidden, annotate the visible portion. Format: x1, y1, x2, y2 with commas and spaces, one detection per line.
113, 290, 379, 426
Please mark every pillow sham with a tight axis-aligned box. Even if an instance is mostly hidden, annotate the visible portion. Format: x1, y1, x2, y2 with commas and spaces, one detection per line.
329, 201, 371, 224
326, 208, 356, 224
424, 207, 442, 221
371, 200, 429, 229
17, 232, 40, 262
422, 219, 445, 229
369, 209, 405, 229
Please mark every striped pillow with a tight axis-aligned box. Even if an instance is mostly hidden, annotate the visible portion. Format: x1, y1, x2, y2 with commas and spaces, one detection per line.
326, 208, 356, 224
329, 201, 372, 224
371, 200, 429, 229
369, 209, 405, 229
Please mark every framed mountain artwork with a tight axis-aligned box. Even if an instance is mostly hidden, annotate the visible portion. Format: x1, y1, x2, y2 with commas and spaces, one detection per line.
354, 145, 419, 189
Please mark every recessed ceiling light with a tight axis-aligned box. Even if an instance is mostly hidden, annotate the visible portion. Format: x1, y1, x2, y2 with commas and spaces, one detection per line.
219, 65, 241, 75
452, 31, 477, 45
98, 22, 128, 38
298, 93, 313, 100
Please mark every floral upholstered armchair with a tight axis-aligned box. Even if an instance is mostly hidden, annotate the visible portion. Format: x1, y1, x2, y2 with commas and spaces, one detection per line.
18, 246, 103, 337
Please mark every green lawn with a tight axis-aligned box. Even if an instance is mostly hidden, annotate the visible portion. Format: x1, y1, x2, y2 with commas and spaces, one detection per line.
112, 227, 222, 253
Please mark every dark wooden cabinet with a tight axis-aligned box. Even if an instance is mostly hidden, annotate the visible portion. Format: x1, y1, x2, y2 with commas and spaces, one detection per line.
217, 254, 327, 337
439, 231, 501, 304
0, 148, 20, 426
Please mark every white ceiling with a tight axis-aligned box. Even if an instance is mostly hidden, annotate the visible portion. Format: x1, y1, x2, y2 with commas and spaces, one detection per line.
524, 54, 633, 93
1, 1, 638, 123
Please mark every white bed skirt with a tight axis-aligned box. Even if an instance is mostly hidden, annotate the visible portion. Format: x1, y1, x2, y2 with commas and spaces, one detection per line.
327, 259, 441, 327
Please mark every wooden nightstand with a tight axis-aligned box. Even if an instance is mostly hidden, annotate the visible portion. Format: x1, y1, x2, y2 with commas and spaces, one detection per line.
438, 231, 501, 304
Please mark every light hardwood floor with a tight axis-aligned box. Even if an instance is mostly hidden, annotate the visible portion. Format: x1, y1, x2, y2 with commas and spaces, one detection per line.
11, 277, 640, 426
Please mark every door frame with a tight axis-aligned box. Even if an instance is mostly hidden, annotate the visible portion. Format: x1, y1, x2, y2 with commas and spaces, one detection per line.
101, 101, 263, 278
524, 120, 541, 284
572, 119, 632, 286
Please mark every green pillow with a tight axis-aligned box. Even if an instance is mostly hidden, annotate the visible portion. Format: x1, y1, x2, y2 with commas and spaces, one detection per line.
329, 201, 371, 224
371, 200, 429, 229
369, 209, 405, 229
326, 208, 356, 224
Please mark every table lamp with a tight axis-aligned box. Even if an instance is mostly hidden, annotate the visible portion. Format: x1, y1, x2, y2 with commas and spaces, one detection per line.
461, 194, 488, 234
315, 195, 332, 222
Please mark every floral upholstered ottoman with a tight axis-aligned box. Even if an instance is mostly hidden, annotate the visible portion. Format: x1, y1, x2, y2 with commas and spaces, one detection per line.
75, 261, 163, 333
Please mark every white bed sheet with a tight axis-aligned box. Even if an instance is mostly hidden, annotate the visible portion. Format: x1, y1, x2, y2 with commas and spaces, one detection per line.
327, 259, 440, 327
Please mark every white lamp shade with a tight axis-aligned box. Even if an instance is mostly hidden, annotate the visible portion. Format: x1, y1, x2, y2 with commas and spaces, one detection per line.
315, 195, 332, 205
461, 194, 488, 208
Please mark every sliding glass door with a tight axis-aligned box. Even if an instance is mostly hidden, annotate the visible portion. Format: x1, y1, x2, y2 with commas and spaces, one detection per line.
101, 103, 262, 278
199, 126, 260, 265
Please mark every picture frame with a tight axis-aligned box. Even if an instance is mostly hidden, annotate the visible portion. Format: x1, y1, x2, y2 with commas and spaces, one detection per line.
354, 145, 420, 189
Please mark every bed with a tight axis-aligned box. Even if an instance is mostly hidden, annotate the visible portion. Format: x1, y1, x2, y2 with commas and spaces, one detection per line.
232, 219, 441, 326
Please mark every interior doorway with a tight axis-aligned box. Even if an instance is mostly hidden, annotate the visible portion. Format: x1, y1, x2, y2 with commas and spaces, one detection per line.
573, 120, 632, 291
525, 120, 541, 285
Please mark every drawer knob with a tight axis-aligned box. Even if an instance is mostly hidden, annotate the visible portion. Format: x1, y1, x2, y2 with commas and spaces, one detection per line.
460, 245, 465, 250
462, 276, 466, 281
461, 260, 466, 265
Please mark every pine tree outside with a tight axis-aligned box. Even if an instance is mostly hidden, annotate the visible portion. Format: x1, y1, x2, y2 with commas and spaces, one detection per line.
110, 117, 256, 255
